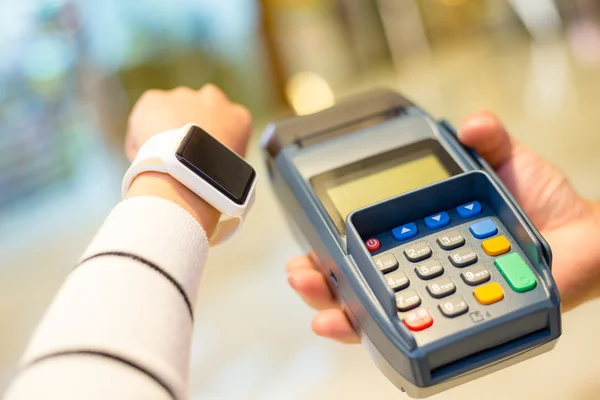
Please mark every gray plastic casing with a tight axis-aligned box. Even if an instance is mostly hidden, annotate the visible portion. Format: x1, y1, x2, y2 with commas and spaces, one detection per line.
260, 89, 561, 398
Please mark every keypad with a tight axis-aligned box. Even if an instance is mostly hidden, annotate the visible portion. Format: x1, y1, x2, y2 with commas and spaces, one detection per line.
404, 242, 432, 262
385, 270, 410, 292
461, 265, 491, 286
426, 277, 456, 299
439, 296, 469, 318
449, 247, 478, 268
369, 200, 540, 333
374, 254, 398, 273
414, 259, 444, 280
396, 290, 421, 312
436, 229, 465, 250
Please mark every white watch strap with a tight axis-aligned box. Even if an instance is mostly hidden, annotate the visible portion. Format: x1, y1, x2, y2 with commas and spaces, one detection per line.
121, 127, 250, 246
209, 188, 255, 245
121, 129, 181, 199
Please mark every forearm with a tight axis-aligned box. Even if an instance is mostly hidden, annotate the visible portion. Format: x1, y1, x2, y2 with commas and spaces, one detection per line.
4, 173, 214, 400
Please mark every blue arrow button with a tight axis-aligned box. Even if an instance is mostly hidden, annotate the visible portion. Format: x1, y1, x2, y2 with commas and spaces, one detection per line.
457, 201, 482, 219
425, 212, 450, 230
392, 223, 418, 241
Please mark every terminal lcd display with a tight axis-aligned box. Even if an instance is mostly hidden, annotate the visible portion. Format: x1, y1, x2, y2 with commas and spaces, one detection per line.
310, 139, 462, 234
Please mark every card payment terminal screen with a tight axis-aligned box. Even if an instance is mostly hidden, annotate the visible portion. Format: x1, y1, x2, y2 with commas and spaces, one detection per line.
327, 154, 448, 221
311, 139, 462, 234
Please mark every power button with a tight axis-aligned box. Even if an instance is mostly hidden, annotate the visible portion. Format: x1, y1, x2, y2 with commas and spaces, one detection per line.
365, 238, 381, 252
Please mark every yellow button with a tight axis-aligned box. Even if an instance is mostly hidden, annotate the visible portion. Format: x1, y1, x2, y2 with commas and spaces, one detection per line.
482, 235, 511, 256
474, 282, 504, 305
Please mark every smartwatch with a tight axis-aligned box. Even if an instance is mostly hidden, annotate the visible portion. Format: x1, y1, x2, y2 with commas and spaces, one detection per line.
122, 124, 257, 245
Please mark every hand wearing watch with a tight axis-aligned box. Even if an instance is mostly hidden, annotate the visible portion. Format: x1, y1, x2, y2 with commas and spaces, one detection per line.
122, 124, 257, 245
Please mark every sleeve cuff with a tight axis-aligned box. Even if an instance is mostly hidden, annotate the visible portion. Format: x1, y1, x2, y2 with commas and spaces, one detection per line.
82, 195, 209, 304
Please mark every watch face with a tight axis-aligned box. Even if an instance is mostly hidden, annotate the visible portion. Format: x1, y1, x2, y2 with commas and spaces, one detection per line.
176, 126, 256, 205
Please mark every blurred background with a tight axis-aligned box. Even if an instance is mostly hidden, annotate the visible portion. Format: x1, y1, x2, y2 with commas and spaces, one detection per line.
2, 0, 600, 399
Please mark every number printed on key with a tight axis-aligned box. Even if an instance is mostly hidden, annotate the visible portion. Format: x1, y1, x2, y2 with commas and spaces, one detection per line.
437, 229, 465, 250
449, 247, 478, 268
385, 270, 410, 292
415, 259, 444, 280
404, 242, 432, 262
439, 295, 469, 318
426, 277, 456, 299
374, 254, 399, 273
396, 290, 422, 312
461, 265, 491, 286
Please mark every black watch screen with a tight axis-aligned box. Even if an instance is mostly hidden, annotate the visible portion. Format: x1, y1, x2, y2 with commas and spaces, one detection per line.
176, 125, 256, 205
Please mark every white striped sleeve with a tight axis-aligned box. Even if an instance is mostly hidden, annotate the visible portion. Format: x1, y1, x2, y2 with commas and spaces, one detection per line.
3, 196, 209, 400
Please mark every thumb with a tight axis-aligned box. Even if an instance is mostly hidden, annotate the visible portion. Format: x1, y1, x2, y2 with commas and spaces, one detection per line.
458, 111, 514, 169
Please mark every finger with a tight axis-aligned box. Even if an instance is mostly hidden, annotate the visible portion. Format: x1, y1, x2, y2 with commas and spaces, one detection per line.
458, 110, 514, 168
287, 268, 337, 311
286, 255, 318, 273
229, 103, 252, 156
171, 86, 196, 95
231, 103, 252, 127
312, 309, 361, 344
197, 83, 229, 103
126, 89, 162, 129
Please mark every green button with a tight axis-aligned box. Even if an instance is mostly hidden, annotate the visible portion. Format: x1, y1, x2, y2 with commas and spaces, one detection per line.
494, 253, 537, 292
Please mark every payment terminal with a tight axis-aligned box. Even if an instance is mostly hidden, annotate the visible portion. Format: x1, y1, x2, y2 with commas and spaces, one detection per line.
260, 89, 561, 397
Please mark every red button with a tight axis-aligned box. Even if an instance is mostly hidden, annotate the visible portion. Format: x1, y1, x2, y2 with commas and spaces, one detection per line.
403, 308, 433, 331
365, 238, 381, 252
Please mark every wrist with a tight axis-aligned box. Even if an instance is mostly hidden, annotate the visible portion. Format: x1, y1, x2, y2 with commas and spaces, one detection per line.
126, 171, 220, 236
